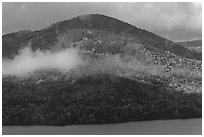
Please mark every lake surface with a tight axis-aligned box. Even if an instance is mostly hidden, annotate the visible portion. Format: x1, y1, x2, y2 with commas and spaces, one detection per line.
2, 118, 202, 135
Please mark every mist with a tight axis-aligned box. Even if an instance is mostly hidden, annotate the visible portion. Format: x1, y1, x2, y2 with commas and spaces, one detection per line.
2, 47, 85, 76
2, 43, 164, 78
67, 54, 164, 80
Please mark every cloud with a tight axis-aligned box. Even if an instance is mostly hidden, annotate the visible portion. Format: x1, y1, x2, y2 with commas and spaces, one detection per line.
2, 2, 202, 41
113, 2, 201, 41
2, 47, 85, 76
2, 45, 163, 78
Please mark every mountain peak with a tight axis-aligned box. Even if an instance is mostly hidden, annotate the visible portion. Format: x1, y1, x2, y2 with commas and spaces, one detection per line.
3, 14, 202, 60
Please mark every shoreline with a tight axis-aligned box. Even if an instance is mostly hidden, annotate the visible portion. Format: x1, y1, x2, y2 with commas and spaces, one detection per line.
2, 118, 202, 135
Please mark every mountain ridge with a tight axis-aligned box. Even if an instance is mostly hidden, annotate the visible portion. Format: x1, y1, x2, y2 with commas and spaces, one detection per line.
2, 14, 201, 60
176, 39, 202, 47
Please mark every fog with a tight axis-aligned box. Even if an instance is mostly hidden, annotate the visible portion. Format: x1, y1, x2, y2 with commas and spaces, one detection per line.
66, 54, 163, 80
2, 47, 85, 76
2, 44, 163, 78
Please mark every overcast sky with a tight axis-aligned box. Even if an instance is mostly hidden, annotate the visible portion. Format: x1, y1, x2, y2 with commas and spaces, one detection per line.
2, 2, 202, 42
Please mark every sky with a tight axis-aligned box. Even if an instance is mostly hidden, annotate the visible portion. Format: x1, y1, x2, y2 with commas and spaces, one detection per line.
2, 2, 202, 42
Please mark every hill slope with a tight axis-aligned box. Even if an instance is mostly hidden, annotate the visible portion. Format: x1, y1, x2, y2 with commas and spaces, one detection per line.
3, 74, 201, 125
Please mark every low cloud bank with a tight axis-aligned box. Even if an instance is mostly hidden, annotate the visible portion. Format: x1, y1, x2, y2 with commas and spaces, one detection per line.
2, 47, 85, 76
2, 45, 163, 78
68, 54, 164, 79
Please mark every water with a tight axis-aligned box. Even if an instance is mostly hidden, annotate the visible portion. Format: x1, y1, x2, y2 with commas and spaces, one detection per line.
2, 118, 202, 135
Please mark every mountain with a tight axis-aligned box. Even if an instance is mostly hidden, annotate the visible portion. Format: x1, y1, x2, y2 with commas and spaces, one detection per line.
3, 14, 201, 60
176, 39, 202, 53
177, 39, 202, 48
2, 14, 202, 126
